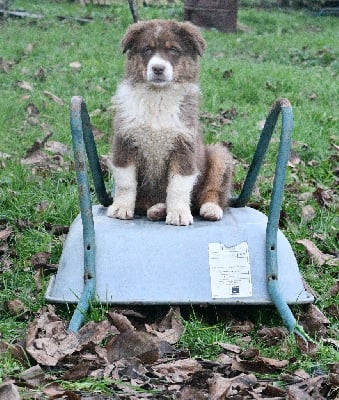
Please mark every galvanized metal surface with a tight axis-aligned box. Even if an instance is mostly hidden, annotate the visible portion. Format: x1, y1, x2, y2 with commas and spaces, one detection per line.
46, 205, 313, 305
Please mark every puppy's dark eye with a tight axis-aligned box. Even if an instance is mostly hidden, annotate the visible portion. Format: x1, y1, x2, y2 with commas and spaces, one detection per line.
168, 47, 180, 56
143, 47, 153, 56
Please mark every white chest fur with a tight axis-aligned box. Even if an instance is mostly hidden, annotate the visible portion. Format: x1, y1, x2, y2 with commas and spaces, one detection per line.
114, 81, 199, 180
115, 81, 199, 132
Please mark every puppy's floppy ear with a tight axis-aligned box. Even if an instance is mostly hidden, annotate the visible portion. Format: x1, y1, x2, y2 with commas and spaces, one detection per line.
178, 22, 206, 57
121, 21, 145, 54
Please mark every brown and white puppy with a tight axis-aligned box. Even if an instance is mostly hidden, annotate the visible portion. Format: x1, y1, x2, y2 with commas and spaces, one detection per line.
107, 19, 233, 226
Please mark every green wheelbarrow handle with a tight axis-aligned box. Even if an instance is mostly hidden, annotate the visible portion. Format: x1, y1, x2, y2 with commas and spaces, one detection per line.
67, 96, 304, 338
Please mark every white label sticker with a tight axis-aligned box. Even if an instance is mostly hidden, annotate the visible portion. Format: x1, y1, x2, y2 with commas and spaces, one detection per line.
209, 242, 252, 299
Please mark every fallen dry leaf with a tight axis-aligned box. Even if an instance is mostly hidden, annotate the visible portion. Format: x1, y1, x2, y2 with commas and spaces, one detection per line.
107, 311, 136, 333
36, 200, 49, 212
288, 150, 303, 168
287, 375, 330, 399
0, 342, 29, 366
0, 381, 21, 400
313, 187, 334, 207
42, 382, 67, 398
24, 43, 33, 54
232, 355, 288, 374
19, 365, 46, 387
0, 151, 11, 159
222, 69, 233, 79
24, 130, 53, 158
31, 252, 51, 268
22, 149, 66, 174
208, 373, 257, 400
301, 205, 316, 222
43, 90, 64, 105
294, 332, 318, 356
178, 385, 206, 400
145, 306, 183, 344
22, 150, 50, 166
293, 369, 311, 380
17, 80, 33, 91
298, 191, 313, 201
322, 338, 339, 351
26, 316, 78, 366
77, 319, 117, 348
6, 299, 28, 318
329, 281, 339, 296
298, 304, 329, 339
44, 140, 70, 156
262, 383, 287, 397
257, 326, 289, 345
241, 347, 260, 360
326, 257, 339, 267
296, 239, 333, 266
34, 66, 46, 81
151, 358, 202, 382
0, 228, 13, 241
0, 57, 14, 73
106, 331, 160, 364
70, 61, 82, 71
91, 125, 105, 139
257, 119, 266, 130
325, 303, 339, 319
25, 307, 115, 367
215, 342, 242, 354
328, 363, 339, 386
43, 222, 69, 236
25, 102, 39, 118
186, 368, 213, 389
229, 319, 254, 333
61, 359, 92, 381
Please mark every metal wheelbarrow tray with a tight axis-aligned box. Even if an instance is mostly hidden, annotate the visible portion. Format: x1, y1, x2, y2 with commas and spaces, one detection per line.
46, 205, 312, 305
45, 97, 314, 333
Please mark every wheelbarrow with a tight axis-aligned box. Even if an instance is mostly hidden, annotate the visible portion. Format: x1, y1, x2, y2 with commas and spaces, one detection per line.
45, 97, 314, 333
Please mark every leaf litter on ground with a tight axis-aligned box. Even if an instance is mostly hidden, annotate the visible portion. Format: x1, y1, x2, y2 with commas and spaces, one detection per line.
1, 304, 338, 399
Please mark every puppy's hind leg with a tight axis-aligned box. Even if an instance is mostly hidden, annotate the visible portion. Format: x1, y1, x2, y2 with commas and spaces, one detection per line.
198, 144, 233, 221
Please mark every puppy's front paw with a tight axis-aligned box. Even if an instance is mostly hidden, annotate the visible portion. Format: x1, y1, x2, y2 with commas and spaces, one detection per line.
200, 202, 223, 221
107, 203, 134, 220
166, 209, 193, 226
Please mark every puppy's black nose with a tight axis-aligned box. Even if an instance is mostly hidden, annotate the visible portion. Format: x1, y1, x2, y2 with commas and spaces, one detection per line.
152, 64, 165, 75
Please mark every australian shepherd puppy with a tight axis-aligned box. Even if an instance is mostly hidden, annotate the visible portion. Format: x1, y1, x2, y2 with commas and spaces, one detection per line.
107, 19, 233, 226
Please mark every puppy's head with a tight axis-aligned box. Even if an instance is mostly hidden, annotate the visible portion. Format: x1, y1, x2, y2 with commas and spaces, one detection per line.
121, 20, 206, 86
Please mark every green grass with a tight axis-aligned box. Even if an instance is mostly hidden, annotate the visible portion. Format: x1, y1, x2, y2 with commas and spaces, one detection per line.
0, 0, 338, 382
179, 310, 337, 373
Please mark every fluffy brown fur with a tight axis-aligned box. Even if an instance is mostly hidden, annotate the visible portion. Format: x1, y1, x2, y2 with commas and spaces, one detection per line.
107, 19, 233, 226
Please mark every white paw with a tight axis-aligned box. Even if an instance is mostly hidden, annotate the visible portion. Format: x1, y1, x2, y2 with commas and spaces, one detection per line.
107, 203, 134, 220
147, 203, 167, 221
166, 209, 193, 226
200, 202, 223, 221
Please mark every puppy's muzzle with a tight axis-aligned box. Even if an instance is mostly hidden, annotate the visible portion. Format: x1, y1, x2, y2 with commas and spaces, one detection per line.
147, 54, 173, 85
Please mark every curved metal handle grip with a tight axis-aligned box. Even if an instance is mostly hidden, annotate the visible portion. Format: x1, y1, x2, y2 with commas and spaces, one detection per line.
232, 99, 298, 333
71, 96, 112, 207
231, 98, 293, 208
68, 96, 98, 332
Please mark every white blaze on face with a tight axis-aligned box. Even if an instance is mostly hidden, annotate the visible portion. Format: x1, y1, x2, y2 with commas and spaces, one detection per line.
146, 54, 174, 84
